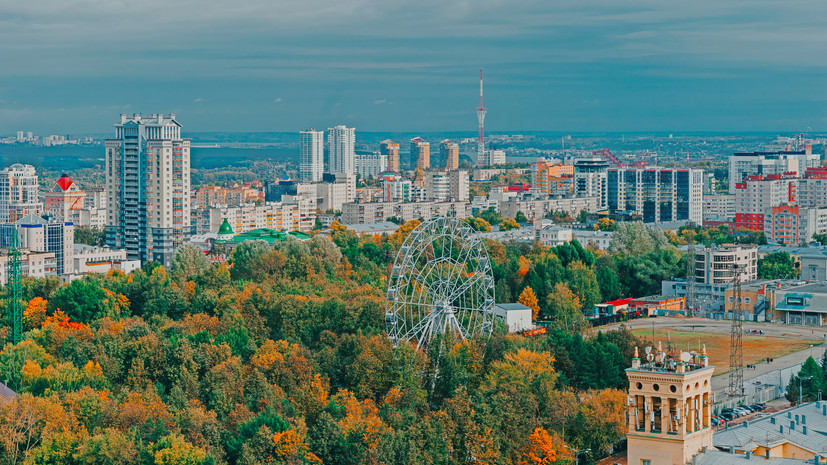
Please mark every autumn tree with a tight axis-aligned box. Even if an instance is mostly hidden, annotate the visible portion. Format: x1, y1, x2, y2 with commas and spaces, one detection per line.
500, 218, 520, 231
23, 297, 49, 330
546, 283, 587, 333
520, 427, 571, 465
518, 286, 540, 321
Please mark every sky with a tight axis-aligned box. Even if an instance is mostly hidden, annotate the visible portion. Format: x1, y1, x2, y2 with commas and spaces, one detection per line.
2, 0, 827, 134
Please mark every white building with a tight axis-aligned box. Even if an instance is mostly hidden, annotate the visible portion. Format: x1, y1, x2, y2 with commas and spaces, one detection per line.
0, 250, 56, 285
354, 151, 387, 179
317, 182, 349, 212
70, 244, 140, 279
425, 171, 451, 202
729, 150, 820, 194
299, 129, 324, 182
105, 113, 191, 267
573, 157, 609, 210
694, 245, 757, 285
192, 199, 316, 235
328, 125, 355, 175
480, 149, 506, 167
702, 194, 735, 221
493, 303, 533, 333
0, 215, 74, 277
0, 163, 40, 222
449, 170, 470, 202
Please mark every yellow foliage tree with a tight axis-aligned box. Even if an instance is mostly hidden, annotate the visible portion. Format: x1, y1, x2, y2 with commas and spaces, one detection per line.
518, 286, 540, 321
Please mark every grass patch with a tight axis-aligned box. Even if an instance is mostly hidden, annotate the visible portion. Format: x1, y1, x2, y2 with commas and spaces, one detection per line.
630, 329, 821, 375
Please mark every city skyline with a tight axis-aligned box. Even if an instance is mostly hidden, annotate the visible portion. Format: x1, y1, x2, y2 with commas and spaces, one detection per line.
3, 0, 827, 134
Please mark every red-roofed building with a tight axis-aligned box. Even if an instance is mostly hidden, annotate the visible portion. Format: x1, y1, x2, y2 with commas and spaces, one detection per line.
44, 174, 86, 221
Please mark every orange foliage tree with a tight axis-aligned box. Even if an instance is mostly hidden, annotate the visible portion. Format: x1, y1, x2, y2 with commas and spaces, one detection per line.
23, 297, 49, 329
520, 426, 571, 465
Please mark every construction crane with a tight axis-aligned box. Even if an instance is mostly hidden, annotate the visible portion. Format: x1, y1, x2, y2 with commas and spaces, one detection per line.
593, 148, 626, 168
6, 227, 23, 344
728, 263, 745, 398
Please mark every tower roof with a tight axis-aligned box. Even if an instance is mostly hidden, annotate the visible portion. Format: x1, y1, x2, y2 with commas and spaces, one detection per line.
218, 219, 234, 235
56, 174, 74, 191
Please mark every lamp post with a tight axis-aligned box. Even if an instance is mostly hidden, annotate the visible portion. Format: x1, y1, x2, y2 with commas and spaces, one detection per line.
565, 445, 591, 465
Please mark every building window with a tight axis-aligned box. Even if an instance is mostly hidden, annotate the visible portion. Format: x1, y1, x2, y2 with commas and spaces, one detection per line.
642, 461, 651, 465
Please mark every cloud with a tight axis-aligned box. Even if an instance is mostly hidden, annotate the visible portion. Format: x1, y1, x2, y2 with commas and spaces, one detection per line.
373, 98, 388, 105
193, 98, 204, 102
273, 97, 282, 103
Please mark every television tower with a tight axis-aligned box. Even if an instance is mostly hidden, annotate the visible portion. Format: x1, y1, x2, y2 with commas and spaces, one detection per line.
476, 68, 487, 166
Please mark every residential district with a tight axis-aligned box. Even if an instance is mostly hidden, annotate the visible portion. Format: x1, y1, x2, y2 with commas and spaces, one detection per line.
7, 115, 827, 465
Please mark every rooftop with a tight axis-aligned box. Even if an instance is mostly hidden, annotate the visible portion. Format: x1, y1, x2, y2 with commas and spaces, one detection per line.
216, 228, 311, 245
627, 342, 712, 375
713, 401, 827, 456
495, 303, 531, 311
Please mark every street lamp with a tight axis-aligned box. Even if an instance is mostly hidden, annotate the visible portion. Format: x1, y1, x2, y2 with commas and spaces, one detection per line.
800, 375, 812, 406
565, 445, 591, 465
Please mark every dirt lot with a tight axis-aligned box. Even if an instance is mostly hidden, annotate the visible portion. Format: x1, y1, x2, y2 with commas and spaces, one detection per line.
630, 329, 819, 374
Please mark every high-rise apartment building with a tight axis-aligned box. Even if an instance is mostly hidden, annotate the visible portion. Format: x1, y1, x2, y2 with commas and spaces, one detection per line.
328, 125, 355, 175
733, 174, 797, 231
728, 150, 819, 194
354, 151, 387, 179
763, 205, 827, 246
380, 139, 400, 173
105, 113, 190, 267
449, 170, 470, 202
425, 171, 451, 202
0, 163, 41, 222
573, 157, 609, 209
607, 168, 704, 223
440, 140, 459, 170
411, 137, 430, 170
531, 161, 574, 197
299, 129, 324, 182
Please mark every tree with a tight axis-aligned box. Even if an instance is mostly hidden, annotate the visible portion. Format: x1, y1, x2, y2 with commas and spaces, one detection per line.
23, 297, 49, 330
546, 283, 587, 333
786, 356, 824, 404
576, 210, 588, 224
594, 218, 616, 231
153, 434, 207, 465
520, 427, 570, 465
172, 244, 210, 282
500, 218, 520, 231
515, 211, 528, 223
518, 287, 540, 321
758, 252, 799, 280
74, 226, 106, 246
230, 240, 284, 280
566, 261, 601, 312
466, 217, 492, 233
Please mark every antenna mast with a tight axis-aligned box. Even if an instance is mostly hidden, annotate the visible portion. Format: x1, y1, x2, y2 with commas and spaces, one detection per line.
476, 68, 487, 167
7, 227, 23, 344
728, 263, 744, 398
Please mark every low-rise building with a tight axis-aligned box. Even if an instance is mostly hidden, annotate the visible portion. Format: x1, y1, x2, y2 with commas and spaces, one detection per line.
70, 244, 140, 279
0, 250, 56, 284
493, 303, 533, 333
694, 245, 757, 285
499, 196, 600, 220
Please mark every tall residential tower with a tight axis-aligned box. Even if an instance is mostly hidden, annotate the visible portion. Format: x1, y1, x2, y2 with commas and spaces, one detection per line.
411, 137, 430, 170
0, 164, 41, 222
380, 139, 400, 172
299, 129, 324, 182
328, 125, 356, 175
105, 113, 190, 267
440, 140, 459, 170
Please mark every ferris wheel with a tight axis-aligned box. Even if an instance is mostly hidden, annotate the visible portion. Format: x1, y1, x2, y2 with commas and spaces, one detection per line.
385, 216, 496, 350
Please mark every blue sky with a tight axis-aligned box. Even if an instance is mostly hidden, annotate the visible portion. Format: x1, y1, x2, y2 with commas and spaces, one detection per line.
2, 0, 827, 134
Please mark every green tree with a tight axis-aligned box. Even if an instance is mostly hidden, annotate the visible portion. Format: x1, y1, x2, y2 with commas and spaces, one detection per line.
74, 226, 106, 246
546, 283, 587, 333
786, 356, 824, 404
515, 211, 528, 223
567, 261, 601, 312
758, 252, 799, 279
172, 244, 210, 282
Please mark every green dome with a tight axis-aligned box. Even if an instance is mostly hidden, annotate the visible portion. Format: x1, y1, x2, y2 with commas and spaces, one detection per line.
218, 219, 234, 235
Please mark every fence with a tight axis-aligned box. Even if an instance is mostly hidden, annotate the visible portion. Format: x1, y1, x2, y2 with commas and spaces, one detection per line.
713, 362, 803, 412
